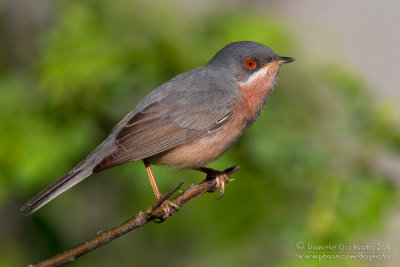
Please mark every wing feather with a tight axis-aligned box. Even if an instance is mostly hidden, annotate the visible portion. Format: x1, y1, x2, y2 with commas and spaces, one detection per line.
94, 84, 235, 172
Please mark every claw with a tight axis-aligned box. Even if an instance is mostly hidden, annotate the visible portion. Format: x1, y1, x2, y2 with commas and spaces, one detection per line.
196, 166, 238, 199
215, 173, 229, 199
159, 199, 179, 220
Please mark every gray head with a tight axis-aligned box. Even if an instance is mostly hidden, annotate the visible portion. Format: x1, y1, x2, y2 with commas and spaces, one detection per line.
206, 41, 294, 83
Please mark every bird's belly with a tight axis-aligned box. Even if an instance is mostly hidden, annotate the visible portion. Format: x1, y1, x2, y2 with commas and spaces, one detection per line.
149, 118, 246, 169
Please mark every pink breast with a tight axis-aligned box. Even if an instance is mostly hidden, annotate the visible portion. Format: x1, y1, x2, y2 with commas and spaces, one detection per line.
236, 65, 279, 126
150, 66, 280, 169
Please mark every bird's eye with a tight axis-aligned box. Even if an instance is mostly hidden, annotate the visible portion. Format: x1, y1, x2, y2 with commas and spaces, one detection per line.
243, 58, 257, 70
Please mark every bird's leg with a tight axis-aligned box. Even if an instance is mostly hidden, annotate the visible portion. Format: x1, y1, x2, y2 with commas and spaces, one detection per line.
143, 159, 178, 218
143, 159, 161, 199
195, 166, 238, 199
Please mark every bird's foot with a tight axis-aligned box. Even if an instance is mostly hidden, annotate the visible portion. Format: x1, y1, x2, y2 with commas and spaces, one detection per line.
159, 198, 179, 219
213, 172, 230, 199
148, 194, 179, 222
196, 166, 239, 199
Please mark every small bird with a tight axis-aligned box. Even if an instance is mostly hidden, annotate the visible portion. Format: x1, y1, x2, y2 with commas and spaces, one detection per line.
21, 41, 294, 215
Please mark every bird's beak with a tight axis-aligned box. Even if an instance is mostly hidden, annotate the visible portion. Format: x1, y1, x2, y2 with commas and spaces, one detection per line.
262, 57, 295, 68
277, 56, 295, 64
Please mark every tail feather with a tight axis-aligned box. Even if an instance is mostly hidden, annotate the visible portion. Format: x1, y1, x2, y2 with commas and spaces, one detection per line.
21, 167, 93, 215
20, 139, 115, 215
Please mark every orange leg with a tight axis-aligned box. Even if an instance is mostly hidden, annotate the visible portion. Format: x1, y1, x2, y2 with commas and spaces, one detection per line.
143, 159, 161, 200
143, 159, 179, 219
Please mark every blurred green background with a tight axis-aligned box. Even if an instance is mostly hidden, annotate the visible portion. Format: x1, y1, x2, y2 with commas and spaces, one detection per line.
0, 0, 399, 266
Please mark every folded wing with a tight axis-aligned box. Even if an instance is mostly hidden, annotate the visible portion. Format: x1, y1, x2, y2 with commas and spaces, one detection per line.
94, 89, 235, 171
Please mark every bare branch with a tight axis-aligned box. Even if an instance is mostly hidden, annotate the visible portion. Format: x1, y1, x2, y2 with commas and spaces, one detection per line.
28, 166, 239, 267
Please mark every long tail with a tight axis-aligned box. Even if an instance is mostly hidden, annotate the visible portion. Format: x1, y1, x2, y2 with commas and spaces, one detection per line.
21, 141, 113, 215
21, 166, 93, 215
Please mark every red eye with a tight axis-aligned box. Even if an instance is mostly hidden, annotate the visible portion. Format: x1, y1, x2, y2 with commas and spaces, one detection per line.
243, 58, 257, 70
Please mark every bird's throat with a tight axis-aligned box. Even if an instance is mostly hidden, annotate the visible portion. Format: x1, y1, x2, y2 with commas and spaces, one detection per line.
236, 66, 279, 123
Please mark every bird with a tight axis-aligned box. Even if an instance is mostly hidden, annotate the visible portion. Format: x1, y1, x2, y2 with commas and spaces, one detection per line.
21, 41, 294, 216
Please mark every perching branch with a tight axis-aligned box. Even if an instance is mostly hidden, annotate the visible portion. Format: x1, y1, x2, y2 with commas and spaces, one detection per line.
28, 166, 239, 267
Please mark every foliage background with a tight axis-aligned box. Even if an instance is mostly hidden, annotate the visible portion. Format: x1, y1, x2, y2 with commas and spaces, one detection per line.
0, 0, 399, 266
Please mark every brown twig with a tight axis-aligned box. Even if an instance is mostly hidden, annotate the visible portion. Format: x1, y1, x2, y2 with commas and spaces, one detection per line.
28, 166, 239, 267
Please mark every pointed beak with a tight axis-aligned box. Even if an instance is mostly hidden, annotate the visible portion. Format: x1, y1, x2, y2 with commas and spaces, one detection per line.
277, 57, 295, 64
262, 57, 295, 68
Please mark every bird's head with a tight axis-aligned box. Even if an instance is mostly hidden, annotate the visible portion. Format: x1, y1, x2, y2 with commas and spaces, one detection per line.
207, 41, 294, 119
207, 41, 294, 88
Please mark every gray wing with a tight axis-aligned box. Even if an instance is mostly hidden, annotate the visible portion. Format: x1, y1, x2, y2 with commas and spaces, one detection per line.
93, 88, 235, 171
22, 68, 238, 215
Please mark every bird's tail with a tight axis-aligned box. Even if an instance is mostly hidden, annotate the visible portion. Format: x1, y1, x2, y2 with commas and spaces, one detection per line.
21, 165, 93, 215
21, 142, 110, 215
